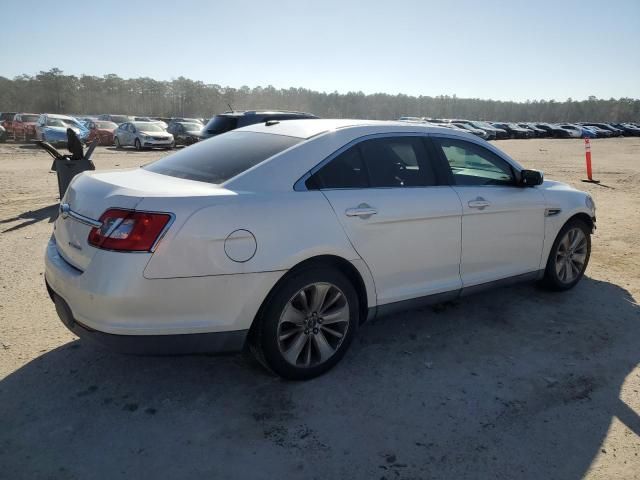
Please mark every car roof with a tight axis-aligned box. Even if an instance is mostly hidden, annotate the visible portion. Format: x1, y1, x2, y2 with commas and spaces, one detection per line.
240, 118, 464, 139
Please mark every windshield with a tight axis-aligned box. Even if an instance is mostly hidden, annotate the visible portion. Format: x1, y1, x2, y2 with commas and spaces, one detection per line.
22, 115, 40, 122
134, 122, 163, 132
46, 118, 80, 128
96, 121, 117, 129
144, 131, 302, 184
205, 115, 239, 135
181, 123, 202, 131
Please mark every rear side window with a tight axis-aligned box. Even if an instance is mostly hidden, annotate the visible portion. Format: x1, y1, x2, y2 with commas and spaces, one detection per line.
308, 147, 368, 189
144, 131, 302, 184
205, 115, 238, 135
307, 136, 438, 189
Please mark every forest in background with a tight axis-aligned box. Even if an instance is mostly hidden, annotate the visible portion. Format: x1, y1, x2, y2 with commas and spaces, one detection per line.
1, 68, 638, 122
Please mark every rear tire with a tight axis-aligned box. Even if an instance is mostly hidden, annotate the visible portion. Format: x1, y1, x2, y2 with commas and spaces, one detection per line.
249, 266, 359, 380
542, 218, 591, 291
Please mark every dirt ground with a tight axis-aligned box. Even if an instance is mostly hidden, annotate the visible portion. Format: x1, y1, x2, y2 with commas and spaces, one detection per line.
0, 138, 639, 480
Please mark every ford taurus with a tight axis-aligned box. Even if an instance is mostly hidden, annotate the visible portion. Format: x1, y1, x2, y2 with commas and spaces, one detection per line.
45, 119, 595, 379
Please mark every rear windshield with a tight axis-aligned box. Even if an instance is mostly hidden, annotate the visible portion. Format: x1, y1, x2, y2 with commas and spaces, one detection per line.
205, 115, 239, 135
144, 131, 302, 184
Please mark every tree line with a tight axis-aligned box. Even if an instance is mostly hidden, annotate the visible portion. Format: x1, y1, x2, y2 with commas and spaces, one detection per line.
0, 68, 638, 122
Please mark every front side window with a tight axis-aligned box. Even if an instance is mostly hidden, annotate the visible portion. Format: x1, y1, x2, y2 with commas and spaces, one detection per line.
435, 138, 515, 186
308, 136, 438, 190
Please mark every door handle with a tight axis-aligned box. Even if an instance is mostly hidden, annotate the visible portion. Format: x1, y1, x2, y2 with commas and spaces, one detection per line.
468, 197, 490, 209
345, 203, 378, 218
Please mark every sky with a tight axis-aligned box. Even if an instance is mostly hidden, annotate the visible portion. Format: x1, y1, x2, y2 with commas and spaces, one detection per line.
1, 0, 639, 102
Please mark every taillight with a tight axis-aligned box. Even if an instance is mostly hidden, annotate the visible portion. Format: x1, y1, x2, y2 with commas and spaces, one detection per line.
88, 209, 172, 252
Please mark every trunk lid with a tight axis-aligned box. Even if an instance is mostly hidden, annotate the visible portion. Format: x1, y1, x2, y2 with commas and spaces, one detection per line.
54, 168, 221, 271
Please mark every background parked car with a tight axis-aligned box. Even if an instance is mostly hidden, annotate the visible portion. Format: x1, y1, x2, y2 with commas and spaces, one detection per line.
12, 113, 40, 141
166, 121, 204, 146
580, 125, 598, 138
0, 112, 17, 135
114, 121, 174, 150
518, 123, 547, 137
97, 114, 134, 125
450, 122, 492, 139
466, 121, 509, 139
85, 120, 118, 145
491, 122, 532, 139
35, 114, 89, 146
579, 123, 624, 137
556, 124, 583, 138
582, 125, 612, 138
612, 123, 640, 136
202, 110, 318, 139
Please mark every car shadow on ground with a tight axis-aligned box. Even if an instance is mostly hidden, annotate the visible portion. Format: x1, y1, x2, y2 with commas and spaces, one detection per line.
0, 277, 638, 479
0, 203, 58, 233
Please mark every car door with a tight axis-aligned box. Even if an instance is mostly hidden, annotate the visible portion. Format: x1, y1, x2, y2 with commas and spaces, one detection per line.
432, 135, 546, 288
116, 123, 128, 145
128, 124, 138, 145
307, 134, 463, 305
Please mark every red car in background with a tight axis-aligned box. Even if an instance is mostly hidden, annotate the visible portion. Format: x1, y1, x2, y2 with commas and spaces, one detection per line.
85, 120, 118, 145
0, 112, 17, 134
12, 113, 40, 141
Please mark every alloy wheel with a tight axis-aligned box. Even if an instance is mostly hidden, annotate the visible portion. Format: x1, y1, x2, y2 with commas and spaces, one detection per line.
555, 227, 588, 284
277, 282, 350, 368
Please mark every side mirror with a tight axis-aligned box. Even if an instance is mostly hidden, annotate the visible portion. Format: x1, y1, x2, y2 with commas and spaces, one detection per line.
520, 169, 543, 186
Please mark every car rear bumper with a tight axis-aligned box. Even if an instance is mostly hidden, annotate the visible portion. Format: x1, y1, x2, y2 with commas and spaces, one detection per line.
44, 236, 284, 353
47, 288, 247, 354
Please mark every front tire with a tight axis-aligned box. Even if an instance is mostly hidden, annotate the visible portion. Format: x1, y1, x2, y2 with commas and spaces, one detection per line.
134, 138, 142, 151
542, 218, 591, 291
114, 137, 121, 149
250, 266, 359, 380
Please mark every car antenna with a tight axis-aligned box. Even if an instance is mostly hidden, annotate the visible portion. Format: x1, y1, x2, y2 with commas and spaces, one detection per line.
227, 103, 234, 112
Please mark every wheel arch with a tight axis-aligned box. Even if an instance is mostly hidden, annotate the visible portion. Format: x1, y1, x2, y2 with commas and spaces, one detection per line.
249, 254, 371, 340
567, 212, 595, 233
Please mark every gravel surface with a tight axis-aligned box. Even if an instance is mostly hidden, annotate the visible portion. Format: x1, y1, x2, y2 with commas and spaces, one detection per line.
0, 139, 638, 479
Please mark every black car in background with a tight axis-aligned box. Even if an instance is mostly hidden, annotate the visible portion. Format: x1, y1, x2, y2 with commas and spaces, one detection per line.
0, 125, 7, 143
532, 123, 569, 138
491, 122, 533, 139
202, 110, 318, 139
166, 121, 204, 146
518, 123, 547, 137
612, 123, 640, 136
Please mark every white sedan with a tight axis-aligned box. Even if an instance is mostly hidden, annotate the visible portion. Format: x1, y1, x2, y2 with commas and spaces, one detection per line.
113, 121, 174, 150
45, 119, 595, 379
